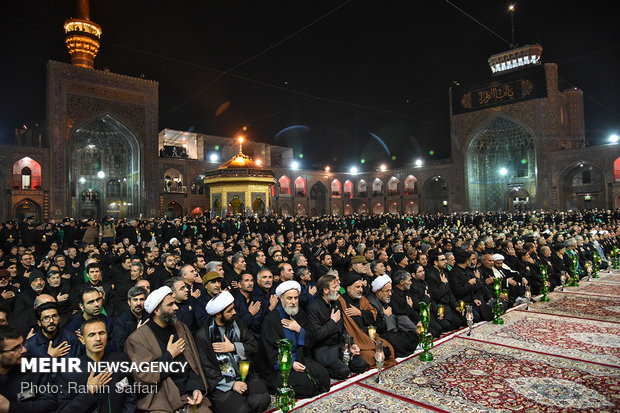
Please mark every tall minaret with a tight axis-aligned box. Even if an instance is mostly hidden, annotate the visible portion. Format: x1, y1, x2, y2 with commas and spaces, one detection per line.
63, 0, 102, 69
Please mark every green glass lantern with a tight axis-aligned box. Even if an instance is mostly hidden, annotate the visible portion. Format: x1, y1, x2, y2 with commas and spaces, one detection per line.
418, 302, 433, 361
492, 277, 504, 324
275, 339, 295, 412
539, 264, 550, 302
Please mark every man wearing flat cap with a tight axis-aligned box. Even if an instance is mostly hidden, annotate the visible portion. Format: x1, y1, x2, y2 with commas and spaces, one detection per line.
195, 291, 270, 413
126, 286, 212, 412
194, 271, 225, 327
349, 255, 372, 297
259, 280, 330, 399
338, 272, 396, 369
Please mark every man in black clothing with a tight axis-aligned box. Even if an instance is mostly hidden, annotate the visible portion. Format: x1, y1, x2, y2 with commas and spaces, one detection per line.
55, 318, 137, 412
195, 291, 270, 413
425, 251, 465, 330
25, 302, 73, 358
112, 286, 149, 351
307, 274, 366, 379
449, 249, 492, 323
0, 325, 57, 412
150, 252, 177, 290
167, 276, 198, 332
232, 273, 265, 338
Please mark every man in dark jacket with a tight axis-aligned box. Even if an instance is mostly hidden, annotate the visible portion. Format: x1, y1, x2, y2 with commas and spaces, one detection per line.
0, 325, 57, 412
55, 318, 137, 412
112, 286, 149, 351
194, 291, 270, 413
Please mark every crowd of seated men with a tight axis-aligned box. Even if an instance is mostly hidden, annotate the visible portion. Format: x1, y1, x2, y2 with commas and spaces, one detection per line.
0, 209, 618, 412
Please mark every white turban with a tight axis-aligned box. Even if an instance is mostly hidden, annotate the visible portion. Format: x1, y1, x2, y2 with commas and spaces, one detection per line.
492, 254, 505, 262
205, 290, 234, 315
371, 274, 392, 293
144, 286, 172, 314
275, 280, 301, 298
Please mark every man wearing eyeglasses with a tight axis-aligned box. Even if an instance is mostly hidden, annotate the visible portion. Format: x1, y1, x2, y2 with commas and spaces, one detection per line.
0, 325, 57, 412
0, 269, 18, 311
25, 302, 73, 358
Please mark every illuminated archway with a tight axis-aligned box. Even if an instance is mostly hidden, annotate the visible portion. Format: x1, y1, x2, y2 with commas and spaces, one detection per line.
423, 176, 448, 214
166, 201, 183, 218
294, 177, 306, 197
614, 157, 620, 181
388, 177, 399, 196
344, 203, 353, 215
296, 203, 306, 216
278, 176, 291, 196
388, 201, 399, 214
358, 179, 367, 196
70, 114, 140, 219
331, 179, 342, 197
559, 162, 605, 210
164, 168, 183, 192
404, 175, 417, 195
372, 178, 383, 196
14, 198, 41, 220
12, 157, 41, 189
372, 202, 384, 214
344, 180, 354, 198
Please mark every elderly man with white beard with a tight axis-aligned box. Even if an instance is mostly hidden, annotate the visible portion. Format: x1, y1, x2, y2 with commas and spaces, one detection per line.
367, 275, 418, 357
259, 280, 330, 399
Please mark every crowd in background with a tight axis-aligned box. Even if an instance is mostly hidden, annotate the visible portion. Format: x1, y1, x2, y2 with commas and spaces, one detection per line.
1, 209, 619, 412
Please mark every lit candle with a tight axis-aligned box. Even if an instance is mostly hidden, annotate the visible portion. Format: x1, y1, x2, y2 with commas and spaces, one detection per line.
239, 360, 250, 382
459, 300, 465, 312
437, 305, 445, 318
368, 326, 376, 340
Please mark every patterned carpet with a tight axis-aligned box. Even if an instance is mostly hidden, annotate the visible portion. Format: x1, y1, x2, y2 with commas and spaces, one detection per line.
292, 384, 434, 412
361, 339, 620, 412
521, 292, 620, 323
281, 270, 620, 412
461, 311, 620, 366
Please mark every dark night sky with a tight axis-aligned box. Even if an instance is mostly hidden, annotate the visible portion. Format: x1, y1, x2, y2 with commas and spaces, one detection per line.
1, 1, 619, 170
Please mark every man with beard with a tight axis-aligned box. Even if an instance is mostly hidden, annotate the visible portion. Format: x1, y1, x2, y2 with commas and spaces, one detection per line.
0, 325, 57, 412
126, 286, 211, 412
193, 254, 208, 277
181, 264, 205, 297
13, 270, 48, 335
368, 274, 418, 357
246, 250, 267, 277
408, 263, 455, 334
259, 281, 330, 398
338, 272, 395, 369
25, 302, 72, 357
65, 286, 116, 355
55, 318, 137, 413
0, 269, 18, 311
45, 270, 71, 325
167, 277, 197, 332
195, 271, 225, 327
480, 254, 523, 306
307, 274, 366, 380
233, 273, 264, 338
250, 269, 278, 324
449, 249, 492, 323
112, 286, 149, 351
150, 253, 178, 290
73, 263, 114, 316
223, 253, 247, 290
195, 291, 270, 413
425, 251, 464, 329
350, 255, 372, 296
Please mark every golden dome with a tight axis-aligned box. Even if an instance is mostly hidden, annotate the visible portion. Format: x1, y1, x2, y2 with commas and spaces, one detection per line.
217, 153, 262, 170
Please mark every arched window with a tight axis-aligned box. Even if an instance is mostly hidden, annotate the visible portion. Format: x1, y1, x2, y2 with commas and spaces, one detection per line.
372, 178, 383, 196
163, 168, 184, 192
358, 180, 368, 197
294, 177, 306, 197
615, 157, 620, 181
12, 157, 42, 190
331, 179, 342, 198
21, 167, 32, 189
344, 180, 354, 198
404, 175, 417, 195
278, 176, 291, 196
373, 202, 384, 214
107, 179, 121, 197
388, 177, 399, 196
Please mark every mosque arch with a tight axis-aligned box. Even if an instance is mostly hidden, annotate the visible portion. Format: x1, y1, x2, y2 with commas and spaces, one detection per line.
559, 161, 605, 210
14, 198, 41, 220
405, 200, 417, 214
294, 176, 306, 197
310, 181, 327, 215
616, 193, 620, 209
614, 156, 620, 181
404, 175, 417, 195
344, 180, 354, 198
388, 201, 399, 214
331, 203, 341, 215
279, 203, 292, 216
167, 201, 183, 218
344, 203, 353, 215
466, 114, 536, 211
388, 177, 399, 196
422, 176, 448, 214
357, 180, 368, 197
252, 197, 265, 215
505, 187, 530, 212
372, 202, 384, 214
296, 203, 306, 216
70, 114, 141, 219
278, 176, 291, 196
372, 178, 383, 196
358, 203, 368, 214
331, 179, 342, 197
13, 157, 42, 189
163, 168, 183, 192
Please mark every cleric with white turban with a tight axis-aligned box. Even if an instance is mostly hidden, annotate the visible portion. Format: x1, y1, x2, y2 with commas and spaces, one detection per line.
144, 286, 172, 313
